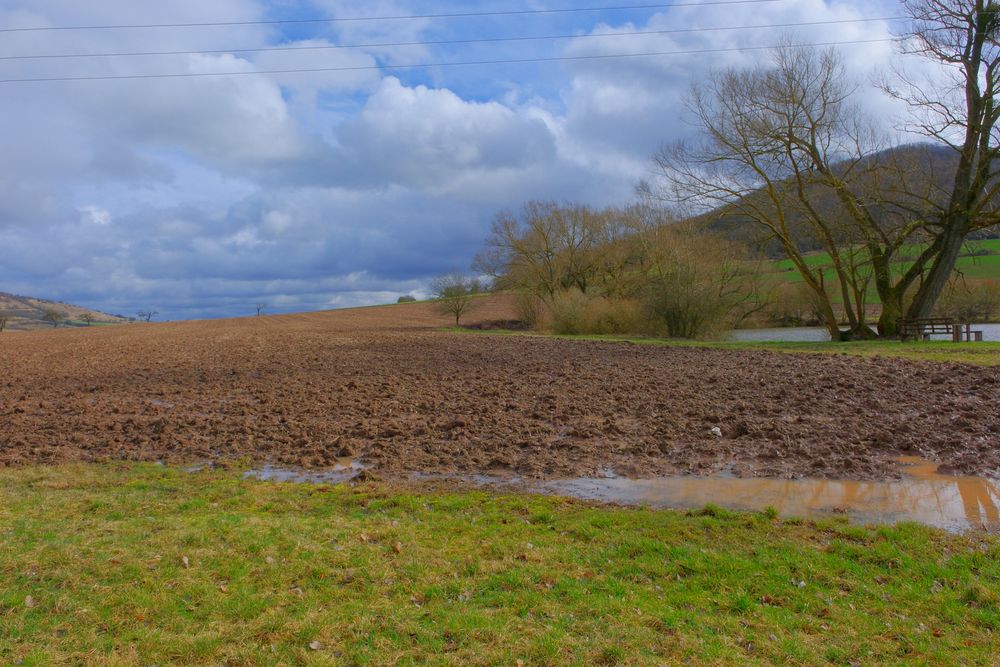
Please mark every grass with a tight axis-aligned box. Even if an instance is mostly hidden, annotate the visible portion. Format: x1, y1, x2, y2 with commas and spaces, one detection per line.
1, 464, 999, 665
443, 328, 1000, 366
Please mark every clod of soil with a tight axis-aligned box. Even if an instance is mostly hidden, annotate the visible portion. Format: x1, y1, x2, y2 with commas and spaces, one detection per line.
1, 296, 998, 480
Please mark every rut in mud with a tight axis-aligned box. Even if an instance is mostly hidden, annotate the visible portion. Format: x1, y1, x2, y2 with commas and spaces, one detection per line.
1, 297, 998, 480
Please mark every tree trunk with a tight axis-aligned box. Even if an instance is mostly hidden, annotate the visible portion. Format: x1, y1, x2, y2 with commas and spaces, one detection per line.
906, 218, 968, 320
813, 290, 844, 341
878, 288, 905, 338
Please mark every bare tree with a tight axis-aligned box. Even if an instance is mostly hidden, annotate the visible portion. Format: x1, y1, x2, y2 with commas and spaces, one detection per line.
646, 43, 958, 339
638, 222, 766, 338
136, 310, 158, 323
42, 308, 63, 328
474, 201, 646, 302
0, 310, 10, 332
886, 0, 1000, 320
255, 303, 267, 316
80, 312, 95, 326
431, 273, 478, 326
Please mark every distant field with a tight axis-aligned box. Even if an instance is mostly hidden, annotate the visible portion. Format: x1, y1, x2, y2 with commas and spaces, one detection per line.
0, 291, 126, 331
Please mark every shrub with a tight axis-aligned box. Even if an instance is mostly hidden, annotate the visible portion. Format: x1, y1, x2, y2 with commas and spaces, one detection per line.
934, 279, 1000, 322
640, 227, 762, 339
397, 295, 417, 304
512, 291, 544, 328
765, 282, 825, 327
547, 289, 589, 335
547, 290, 646, 335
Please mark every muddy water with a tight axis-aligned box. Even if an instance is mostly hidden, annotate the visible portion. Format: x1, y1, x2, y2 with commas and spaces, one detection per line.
533, 457, 999, 532
241, 457, 999, 532
245, 458, 362, 484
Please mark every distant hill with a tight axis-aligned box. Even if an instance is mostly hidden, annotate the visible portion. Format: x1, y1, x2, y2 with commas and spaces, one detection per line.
0, 292, 128, 331
700, 143, 1000, 257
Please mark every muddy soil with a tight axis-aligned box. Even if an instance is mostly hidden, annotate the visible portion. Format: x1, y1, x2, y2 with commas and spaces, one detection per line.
1, 297, 998, 480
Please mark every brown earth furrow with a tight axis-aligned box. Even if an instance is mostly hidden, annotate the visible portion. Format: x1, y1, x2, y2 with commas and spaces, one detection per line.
1, 297, 998, 479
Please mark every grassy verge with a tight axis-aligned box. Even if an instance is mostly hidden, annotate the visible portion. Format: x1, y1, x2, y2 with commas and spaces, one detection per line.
2, 464, 999, 665
442, 328, 1000, 366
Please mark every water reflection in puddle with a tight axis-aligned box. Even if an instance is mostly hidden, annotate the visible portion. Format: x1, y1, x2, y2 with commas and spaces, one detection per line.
239, 456, 999, 532
533, 457, 999, 532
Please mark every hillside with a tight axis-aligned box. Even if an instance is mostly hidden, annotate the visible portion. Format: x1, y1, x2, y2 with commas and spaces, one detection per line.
0, 291, 128, 331
763, 238, 1000, 305
702, 143, 1000, 256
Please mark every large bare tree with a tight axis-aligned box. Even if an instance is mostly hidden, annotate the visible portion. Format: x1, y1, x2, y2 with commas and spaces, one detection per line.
890, 0, 1000, 320
648, 44, 913, 339
649, 25, 1000, 340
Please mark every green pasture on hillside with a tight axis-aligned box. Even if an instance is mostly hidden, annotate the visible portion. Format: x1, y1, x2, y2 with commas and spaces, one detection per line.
768, 239, 1000, 303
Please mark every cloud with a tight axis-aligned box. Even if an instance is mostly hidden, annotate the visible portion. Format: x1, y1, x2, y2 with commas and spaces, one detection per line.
330, 77, 556, 190
0, 0, 928, 320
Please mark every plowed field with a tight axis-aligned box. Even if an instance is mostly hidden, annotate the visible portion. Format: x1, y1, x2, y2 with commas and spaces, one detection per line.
1, 296, 998, 479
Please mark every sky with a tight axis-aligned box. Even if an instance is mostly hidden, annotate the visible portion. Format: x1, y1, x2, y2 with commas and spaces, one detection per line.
0, 0, 907, 320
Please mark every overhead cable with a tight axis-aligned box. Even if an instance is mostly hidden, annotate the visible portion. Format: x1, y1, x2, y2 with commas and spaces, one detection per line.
0, 38, 897, 84
0, 0, 785, 33
0, 16, 900, 61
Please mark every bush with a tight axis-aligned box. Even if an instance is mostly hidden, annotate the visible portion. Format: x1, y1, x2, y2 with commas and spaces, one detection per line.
934, 279, 1000, 322
765, 282, 825, 327
640, 226, 762, 339
397, 295, 417, 304
547, 290, 646, 335
513, 291, 544, 328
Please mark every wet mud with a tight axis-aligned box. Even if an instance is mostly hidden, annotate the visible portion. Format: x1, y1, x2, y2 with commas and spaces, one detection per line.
1, 298, 998, 481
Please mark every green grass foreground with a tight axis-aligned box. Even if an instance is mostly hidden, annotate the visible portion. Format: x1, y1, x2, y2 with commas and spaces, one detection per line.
1, 465, 999, 665
444, 328, 1000, 366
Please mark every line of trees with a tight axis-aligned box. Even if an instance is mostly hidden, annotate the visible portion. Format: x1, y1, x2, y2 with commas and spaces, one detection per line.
475, 202, 764, 338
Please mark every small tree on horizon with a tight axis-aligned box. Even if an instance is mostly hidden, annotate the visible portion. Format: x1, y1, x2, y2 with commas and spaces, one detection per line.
42, 308, 63, 328
255, 303, 267, 316
431, 273, 478, 326
137, 310, 158, 322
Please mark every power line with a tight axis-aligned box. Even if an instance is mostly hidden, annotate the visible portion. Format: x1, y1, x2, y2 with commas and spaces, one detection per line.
0, 0, 783, 33
0, 16, 901, 62
0, 38, 897, 84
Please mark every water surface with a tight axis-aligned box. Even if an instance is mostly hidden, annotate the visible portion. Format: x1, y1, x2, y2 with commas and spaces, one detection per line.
730, 323, 1000, 342
243, 457, 999, 533
534, 457, 999, 533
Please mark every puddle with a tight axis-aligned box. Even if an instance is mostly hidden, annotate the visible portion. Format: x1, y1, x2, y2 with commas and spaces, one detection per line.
243, 457, 363, 483
238, 456, 999, 532
532, 457, 1000, 532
